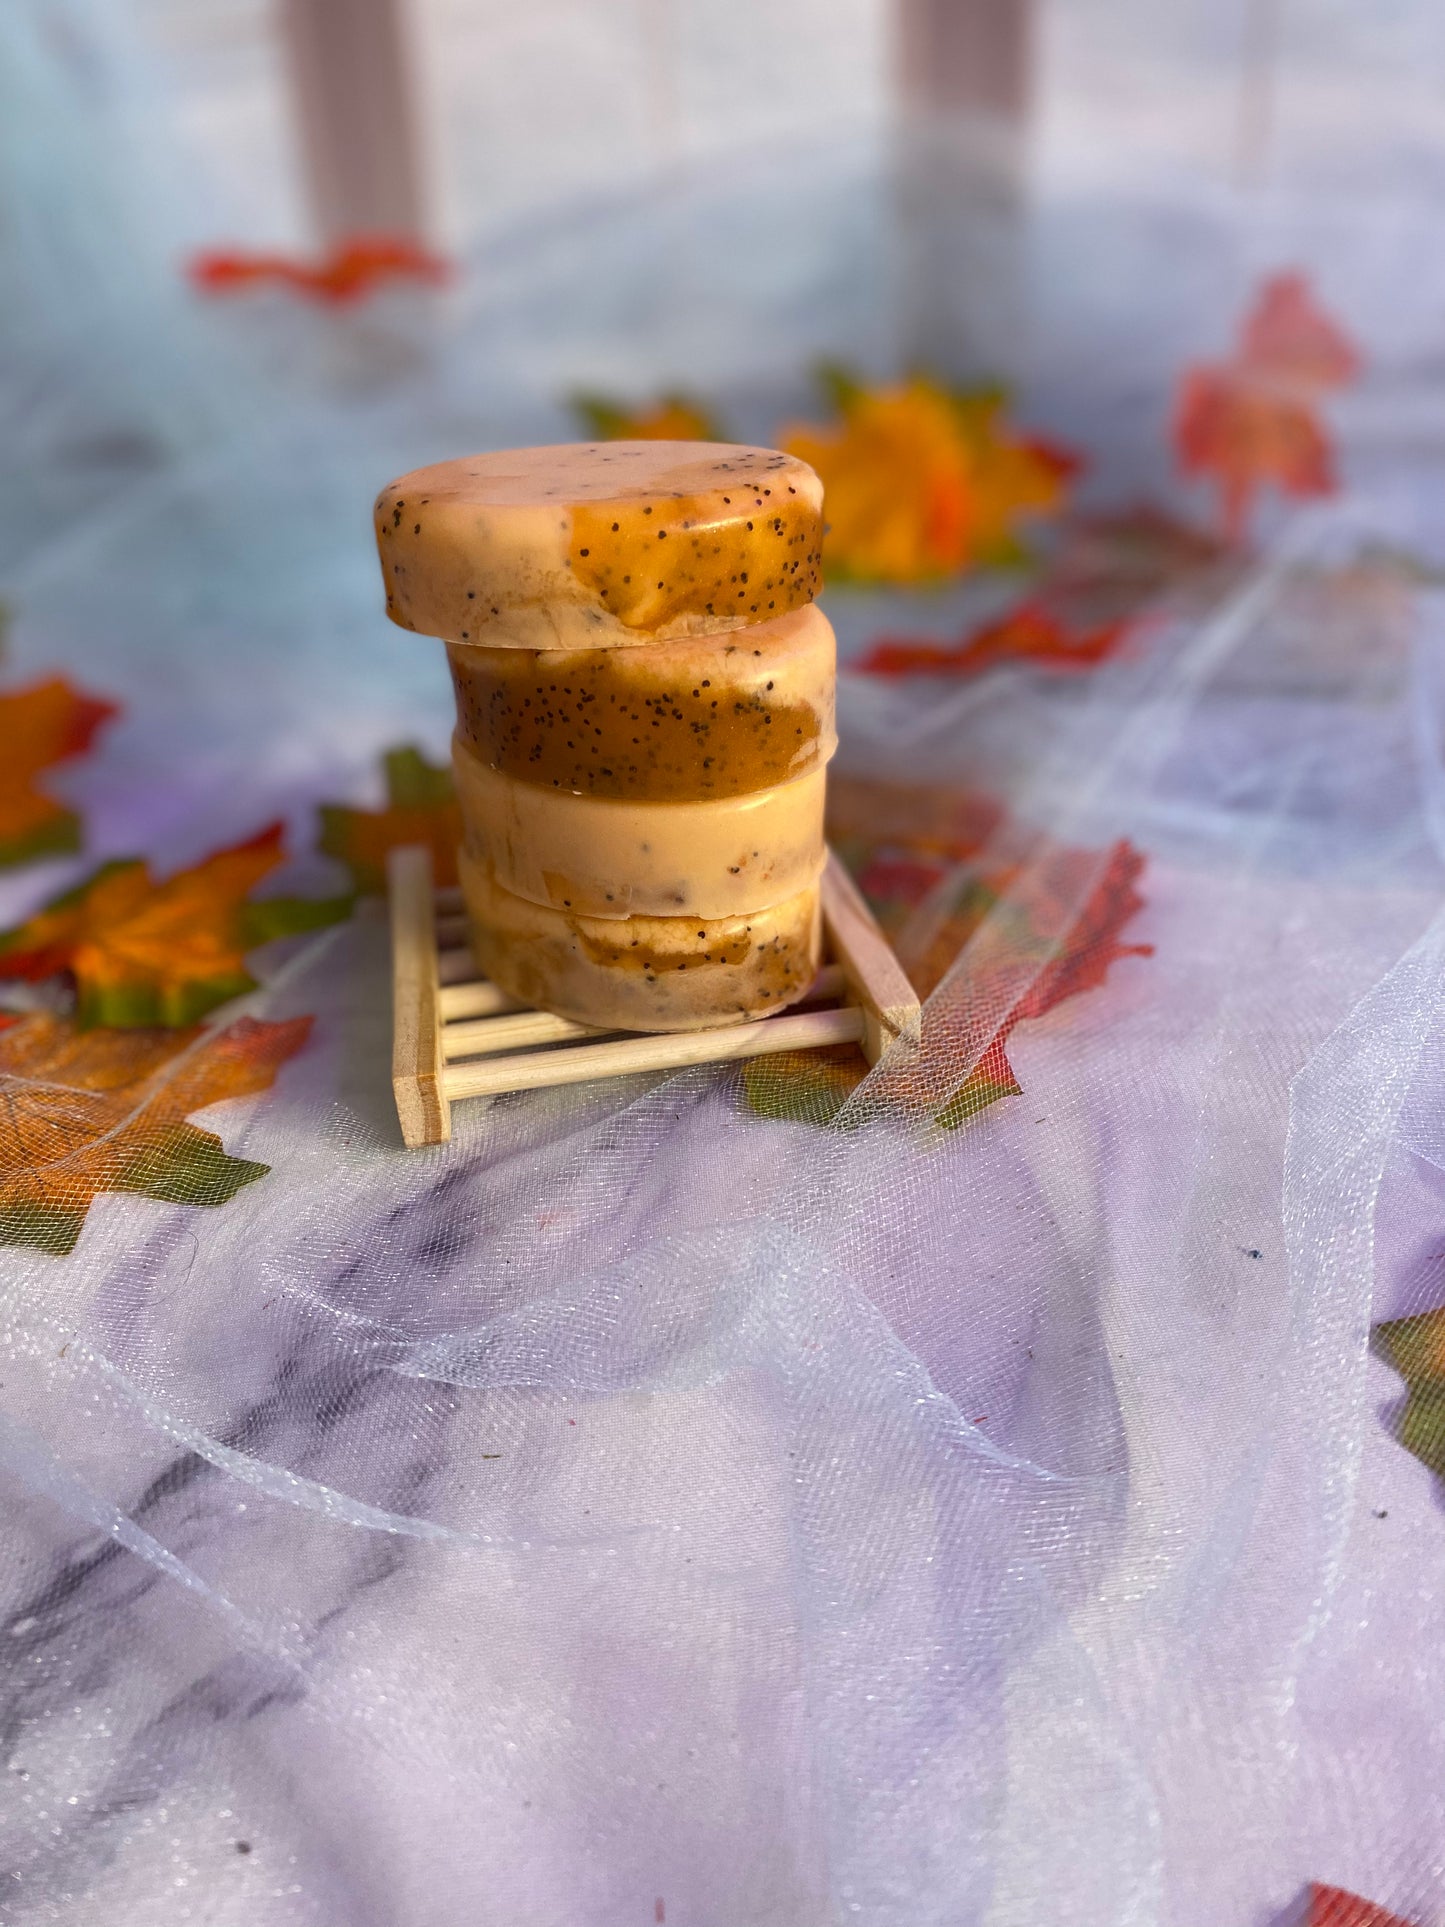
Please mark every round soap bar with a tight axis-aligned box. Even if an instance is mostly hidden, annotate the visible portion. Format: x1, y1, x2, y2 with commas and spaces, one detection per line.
459, 849, 822, 1032
375, 442, 824, 649
447, 602, 836, 802
454, 742, 827, 921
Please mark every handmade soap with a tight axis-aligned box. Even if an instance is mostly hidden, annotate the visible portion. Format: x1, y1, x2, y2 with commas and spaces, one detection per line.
447, 601, 836, 801
453, 744, 827, 920
374, 440, 833, 1030
376, 441, 824, 650
458, 848, 822, 1032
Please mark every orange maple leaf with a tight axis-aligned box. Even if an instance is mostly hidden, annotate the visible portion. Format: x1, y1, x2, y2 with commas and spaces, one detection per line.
0, 1011, 310, 1254
900, 838, 1151, 1009
0, 824, 349, 1027
780, 373, 1075, 587
572, 392, 722, 442
783, 377, 979, 583
0, 677, 118, 868
856, 599, 1133, 679
1307, 1885, 1417, 1927
951, 392, 1081, 564
188, 233, 451, 306
318, 745, 461, 895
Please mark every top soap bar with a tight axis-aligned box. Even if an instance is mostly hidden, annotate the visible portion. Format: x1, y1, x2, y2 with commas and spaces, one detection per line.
375, 442, 824, 649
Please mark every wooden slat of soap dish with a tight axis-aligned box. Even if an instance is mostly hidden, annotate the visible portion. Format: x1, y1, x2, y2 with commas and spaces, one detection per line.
388, 846, 920, 1147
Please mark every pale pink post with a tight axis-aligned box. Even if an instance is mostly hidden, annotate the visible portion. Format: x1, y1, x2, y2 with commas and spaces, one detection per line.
897, 0, 1035, 122
278, 0, 430, 245
892, 0, 1037, 376
1235, 0, 1284, 186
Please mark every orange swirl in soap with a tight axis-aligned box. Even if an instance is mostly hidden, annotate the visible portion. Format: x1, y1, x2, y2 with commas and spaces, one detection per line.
447, 603, 835, 800
375, 441, 823, 650
459, 849, 822, 1032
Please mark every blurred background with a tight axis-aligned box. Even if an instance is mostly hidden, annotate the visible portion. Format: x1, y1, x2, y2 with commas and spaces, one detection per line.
115, 0, 1445, 252
10, 0, 1445, 545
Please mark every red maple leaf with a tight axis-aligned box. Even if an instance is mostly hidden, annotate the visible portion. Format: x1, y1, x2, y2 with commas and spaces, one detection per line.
1306, 1884, 1418, 1927
189, 234, 451, 307
749, 788, 1152, 1128
1012, 839, 1153, 1022
856, 855, 949, 909
902, 836, 1153, 1127
856, 599, 1133, 680
912, 838, 1152, 1007
1019, 434, 1086, 486
827, 776, 1003, 866
902, 836, 1152, 1105
1173, 365, 1336, 545
1171, 271, 1358, 543
1239, 273, 1361, 391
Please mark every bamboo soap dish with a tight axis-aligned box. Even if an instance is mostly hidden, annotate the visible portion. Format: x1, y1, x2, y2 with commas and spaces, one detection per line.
388, 846, 920, 1146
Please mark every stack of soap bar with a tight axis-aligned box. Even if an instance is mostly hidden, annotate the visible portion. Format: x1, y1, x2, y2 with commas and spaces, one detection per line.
375, 442, 833, 1032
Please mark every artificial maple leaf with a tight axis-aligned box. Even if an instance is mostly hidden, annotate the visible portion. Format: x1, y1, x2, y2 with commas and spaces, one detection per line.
1173, 366, 1335, 544
855, 854, 950, 913
780, 371, 1074, 586
0, 1010, 310, 1255
902, 869, 1019, 1006
827, 777, 1003, 949
742, 1031, 1022, 1129
0, 823, 349, 1028
1306, 1884, 1417, 1927
1373, 1305, 1445, 1479
827, 775, 1003, 868
1172, 273, 1359, 544
856, 599, 1132, 680
950, 388, 1081, 565
904, 838, 1152, 1128
1239, 273, 1361, 391
1040, 506, 1234, 629
0, 677, 118, 868
318, 745, 461, 894
188, 234, 451, 306
1007, 838, 1153, 1022
741, 1044, 875, 1129
746, 786, 1151, 1129
1057, 506, 1229, 582
783, 375, 978, 583
571, 392, 722, 442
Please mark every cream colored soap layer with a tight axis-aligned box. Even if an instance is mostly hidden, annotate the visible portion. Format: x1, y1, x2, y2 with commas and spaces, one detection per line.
376, 441, 823, 649
459, 849, 822, 1032
447, 602, 836, 801
454, 741, 826, 920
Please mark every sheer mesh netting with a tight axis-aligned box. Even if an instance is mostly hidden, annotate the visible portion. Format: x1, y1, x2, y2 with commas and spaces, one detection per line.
5, 488, 1445, 1922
